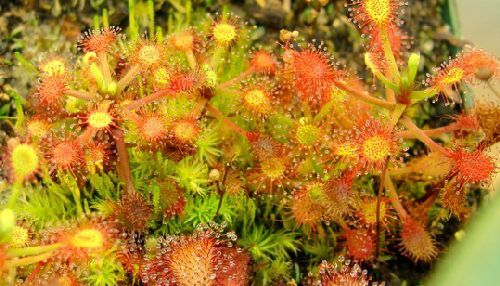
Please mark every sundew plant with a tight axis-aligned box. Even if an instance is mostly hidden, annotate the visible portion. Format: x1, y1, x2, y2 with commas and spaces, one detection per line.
0, 0, 499, 285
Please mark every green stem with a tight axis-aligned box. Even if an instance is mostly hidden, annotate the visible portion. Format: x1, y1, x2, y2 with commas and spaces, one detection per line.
211, 46, 224, 72
185, 50, 197, 70
147, 0, 155, 37
14, 52, 37, 73
7, 252, 54, 267
385, 70, 397, 103
242, 197, 248, 238
70, 183, 84, 218
98, 52, 112, 86
102, 8, 109, 28
379, 73, 400, 94
129, 0, 138, 42
388, 103, 406, 128
313, 100, 334, 123
5, 88, 25, 134
381, 27, 400, 80
185, 0, 192, 24
93, 15, 100, 30
166, 0, 186, 13
116, 65, 141, 94
156, 26, 164, 41
410, 88, 438, 104
215, 193, 224, 218
7, 180, 23, 208
7, 243, 63, 257
365, 52, 399, 93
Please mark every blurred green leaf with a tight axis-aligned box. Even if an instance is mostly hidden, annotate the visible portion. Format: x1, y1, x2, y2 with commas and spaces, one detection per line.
428, 193, 500, 285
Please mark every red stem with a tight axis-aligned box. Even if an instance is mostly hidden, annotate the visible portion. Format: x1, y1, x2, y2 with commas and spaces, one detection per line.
124, 89, 174, 112
111, 128, 134, 193
77, 128, 95, 145
375, 159, 388, 258
334, 81, 396, 109
397, 123, 460, 139
66, 90, 97, 101
218, 67, 255, 90
205, 103, 247, 137
384, 174, 409, 220
400, 116, 449, 155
